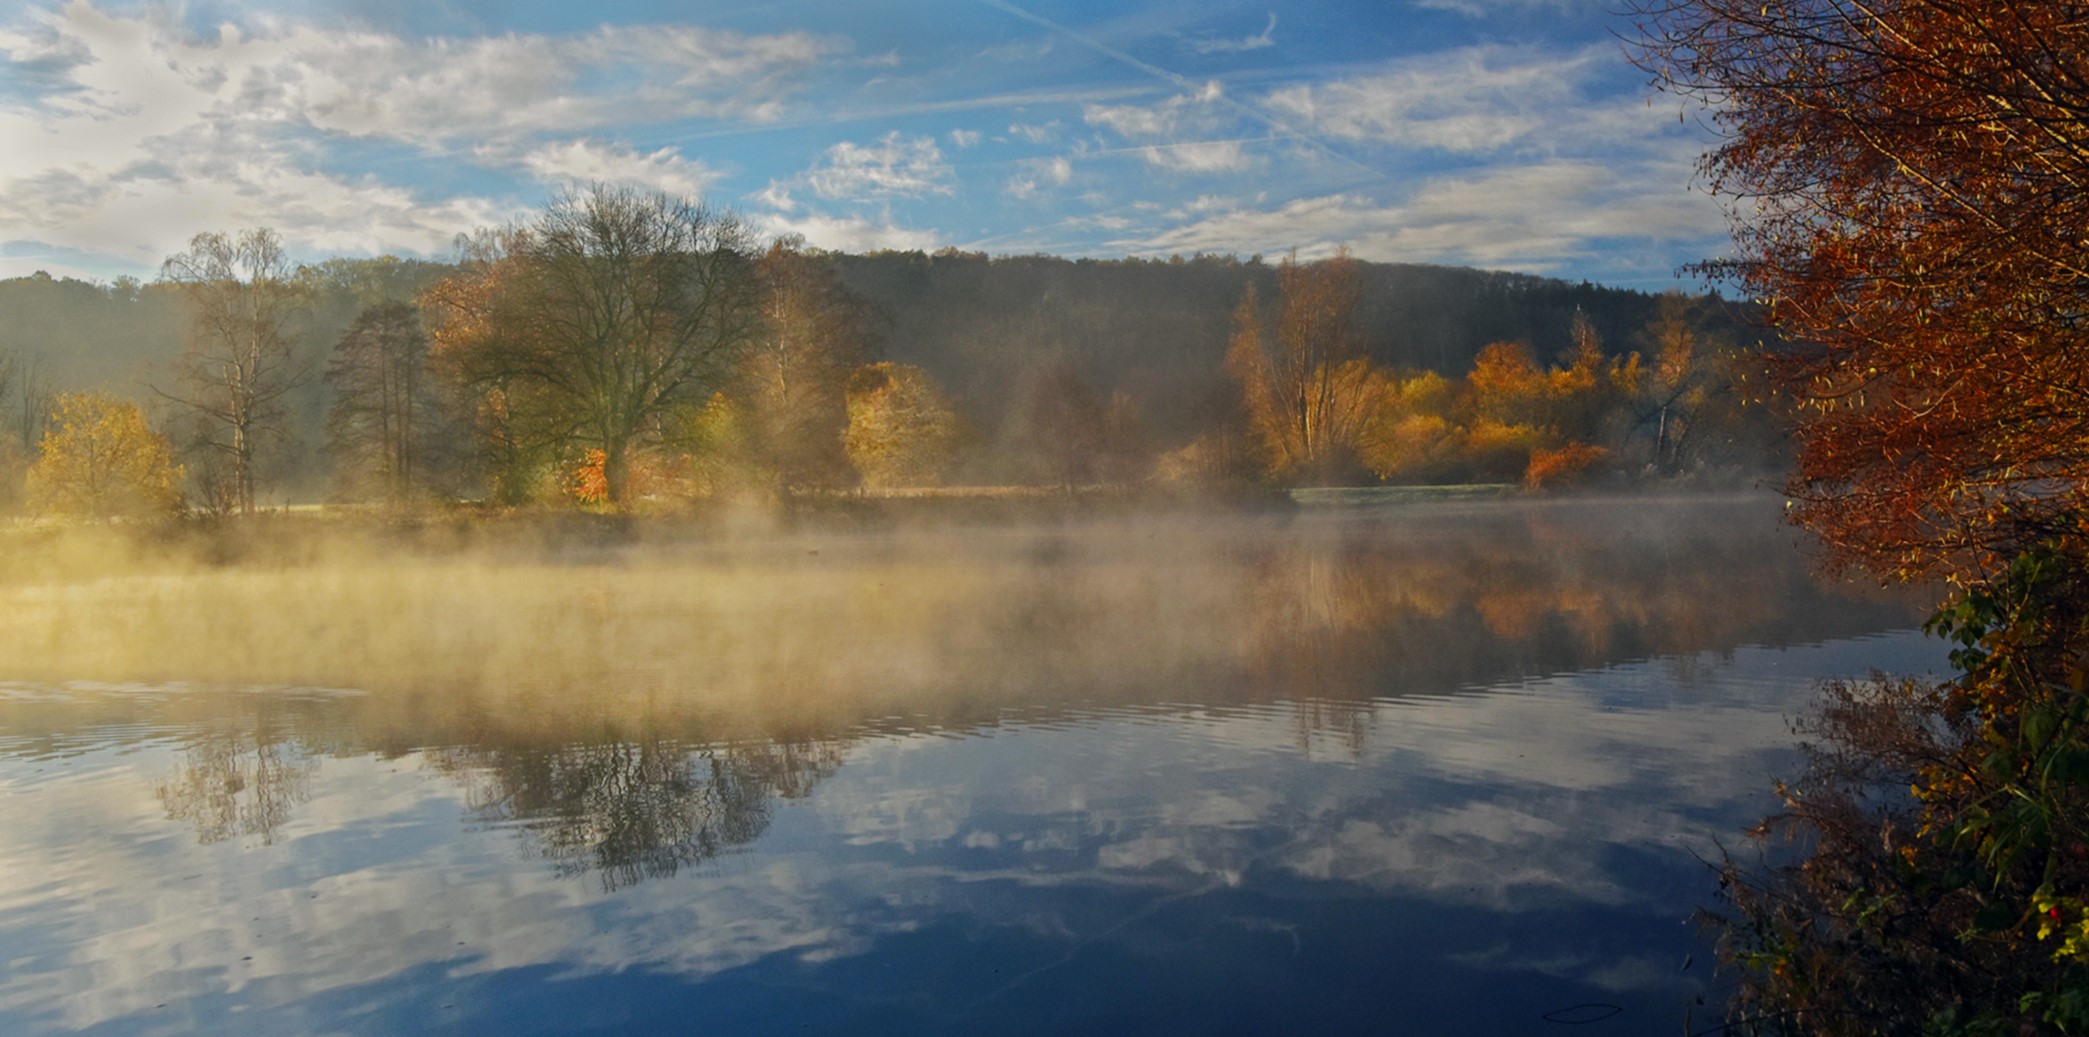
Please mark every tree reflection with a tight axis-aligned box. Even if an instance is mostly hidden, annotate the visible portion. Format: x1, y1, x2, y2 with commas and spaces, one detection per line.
1240, 500, 1924, 710
431, 734, 844, 891
121, 686, 849, 887
155, 719, 316, 846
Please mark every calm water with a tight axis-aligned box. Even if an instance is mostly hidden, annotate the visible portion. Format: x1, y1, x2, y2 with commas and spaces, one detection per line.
0, 496, 1941, 1035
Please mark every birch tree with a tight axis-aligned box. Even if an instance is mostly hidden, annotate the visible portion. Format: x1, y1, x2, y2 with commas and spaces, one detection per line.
159, 228, 310, 514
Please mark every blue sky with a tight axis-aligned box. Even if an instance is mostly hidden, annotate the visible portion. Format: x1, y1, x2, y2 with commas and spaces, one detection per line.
0, 0, 1728, 288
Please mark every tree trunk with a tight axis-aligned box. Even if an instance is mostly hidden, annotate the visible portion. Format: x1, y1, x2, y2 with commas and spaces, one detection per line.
603, 441, 632, 507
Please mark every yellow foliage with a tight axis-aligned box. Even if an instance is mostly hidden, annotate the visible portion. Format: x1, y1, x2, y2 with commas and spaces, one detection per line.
27, 393, 183, 520
1360, 413, 1453, 481
1458, 419, 1542, 481
844, 363, 964, 490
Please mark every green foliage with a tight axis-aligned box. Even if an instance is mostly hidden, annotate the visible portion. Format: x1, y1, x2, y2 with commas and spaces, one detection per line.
1713, 528, 2089, 1036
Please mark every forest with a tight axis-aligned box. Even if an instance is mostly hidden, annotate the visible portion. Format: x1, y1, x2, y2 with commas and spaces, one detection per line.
0, 186, 1780, 519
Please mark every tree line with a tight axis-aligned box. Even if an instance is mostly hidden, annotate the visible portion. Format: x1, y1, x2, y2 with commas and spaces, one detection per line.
0, 185, 1780, 519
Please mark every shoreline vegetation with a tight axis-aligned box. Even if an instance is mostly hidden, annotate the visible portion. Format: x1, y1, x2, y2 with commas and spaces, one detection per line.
1634, 0, 2089, 1031
0, 479, 1796, 576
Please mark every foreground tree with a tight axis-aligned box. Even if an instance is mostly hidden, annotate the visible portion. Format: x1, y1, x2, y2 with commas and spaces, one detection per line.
159, 228, 310, 514
426, 186, 763, 506
27, 393, 183, 520
1637, 0, 2089, 579
1637, 2, 2089, 1031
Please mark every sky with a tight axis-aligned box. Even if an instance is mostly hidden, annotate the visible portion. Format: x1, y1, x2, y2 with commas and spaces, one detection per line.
0, 0, 1731, 289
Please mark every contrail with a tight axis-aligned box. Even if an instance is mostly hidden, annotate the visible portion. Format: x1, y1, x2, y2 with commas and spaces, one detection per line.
974, 0, 1380, 179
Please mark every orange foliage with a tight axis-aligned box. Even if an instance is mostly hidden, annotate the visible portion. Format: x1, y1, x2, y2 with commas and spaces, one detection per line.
572, 448, 675, 506
1524, 442, 1609, 490
1467, 342, 1544, 424
572, 450, 610, 505
1458, 418, 1541, 481
1226, 250, 1383, 483
1638, 0, 2089, 579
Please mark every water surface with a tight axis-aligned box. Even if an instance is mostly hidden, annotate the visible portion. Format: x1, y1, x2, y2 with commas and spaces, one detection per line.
0, 496, 1941, 1035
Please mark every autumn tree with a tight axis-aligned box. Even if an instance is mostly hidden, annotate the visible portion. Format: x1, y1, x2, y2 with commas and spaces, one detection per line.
1637, 0, 2089, 578
740, 239, 875, 493
1636, 4, 2089, 1031
1624, 290, 1771, 475
1226, 250, 1382, 483
325, 301, 449, 502
424, 186, 763, 507
419, 248, 563, 504
158, 228, 311, 514
27, 393, 183, 520
1356, 370, 1458, 482
844, 362, 965, 490
1458, 341, 1548, 480
1543, 312, 1632, 446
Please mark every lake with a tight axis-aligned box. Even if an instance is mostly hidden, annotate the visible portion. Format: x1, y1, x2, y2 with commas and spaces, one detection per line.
0, 494, 1942, 1035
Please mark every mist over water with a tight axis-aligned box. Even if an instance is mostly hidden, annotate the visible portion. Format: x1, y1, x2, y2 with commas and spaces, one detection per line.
0, 494, 1940, 1035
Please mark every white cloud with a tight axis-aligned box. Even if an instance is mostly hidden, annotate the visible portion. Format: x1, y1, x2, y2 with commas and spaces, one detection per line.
1414, 0, 1605, 17
1187, 13, 1277, 55
516, 140, 722, 199
3, 3, 839, 149
949, 129, 982, 149
754, 208, 942, 253
1006, 120, 1061, 144
1004, 155, 1073, 199
0, 2, 837, 270
1262, 45, 1604, 155
1082, 82, 1226, 140
1116, 157, 1722, 273
804, 132, 954, 202
1076, 83, 1255, 175
0, 116, 511, 268
1137, 140, 1254, 174
753, 182, 798, 213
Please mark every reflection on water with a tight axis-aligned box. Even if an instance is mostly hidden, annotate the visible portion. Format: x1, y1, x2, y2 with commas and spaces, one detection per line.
432, 737, 845, 891
0, 496, 1939, 1035
156, 720, 317, 847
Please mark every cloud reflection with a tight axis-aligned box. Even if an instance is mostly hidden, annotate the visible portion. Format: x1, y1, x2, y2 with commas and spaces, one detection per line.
0, 498, 1942, 1034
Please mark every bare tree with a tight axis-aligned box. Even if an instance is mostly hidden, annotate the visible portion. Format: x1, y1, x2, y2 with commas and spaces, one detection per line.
1008, 359, 1107, 493
426, 186, 763, 506
325, 300, 449, 502
740, 238, 876, 494
158, 228, 311, 513
7, 351, 53, 457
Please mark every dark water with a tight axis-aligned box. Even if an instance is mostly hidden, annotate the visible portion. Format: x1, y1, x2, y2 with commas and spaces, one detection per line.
0, 496, 1942, 1035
